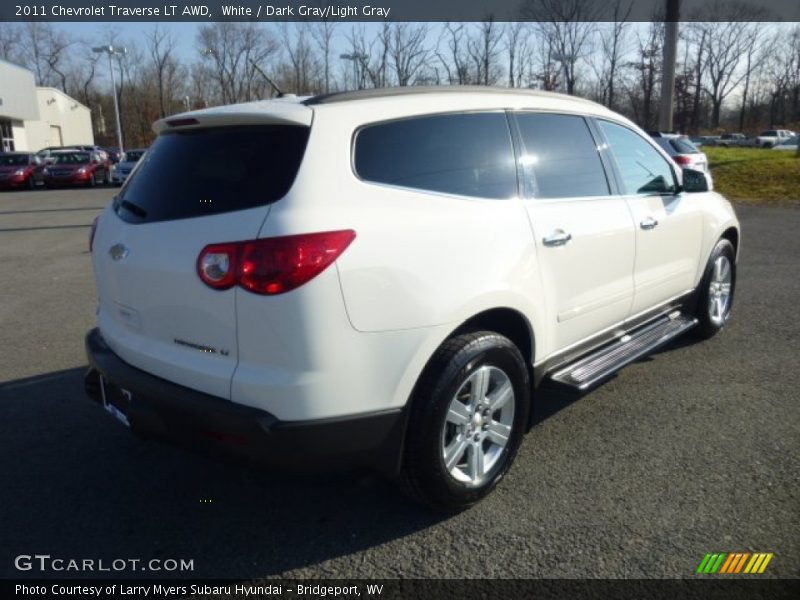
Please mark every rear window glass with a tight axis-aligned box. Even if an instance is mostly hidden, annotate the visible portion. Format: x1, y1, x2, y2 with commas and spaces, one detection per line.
54, 152, 91, 164
669, 138, 699, 154
354, 112, 517, 199
114, 125, 309, 223
123, 150, 145, 162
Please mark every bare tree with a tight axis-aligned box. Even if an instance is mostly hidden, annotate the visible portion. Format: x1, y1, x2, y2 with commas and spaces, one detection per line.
63, 41, 102, 128
530, 27, 560, 91
684, 24, 708, 133
0, 23, 22, 63
198, 22, 279, 104
467, 18, 502, 86
736, 22, 772, 131
346, 23, 390, 89
695, 3, 765, 128
309, 17, 337, 93
279, 23, 322, 94
761, 25, 800, 127
389, 23, 429, 86
521, 0, 600, 94
189, 62, 216, 108
19, 22, 73, 91
146, 25, 180, 118
784, 25, 800, 124
594, 1, 632, 109
436, 23, 473, 85
505, 23, 532, 88
626, 21, 663, 130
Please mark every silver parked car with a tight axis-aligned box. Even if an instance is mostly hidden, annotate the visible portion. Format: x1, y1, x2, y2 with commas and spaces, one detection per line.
649, 133, 710, 173
111, 149, 146, 185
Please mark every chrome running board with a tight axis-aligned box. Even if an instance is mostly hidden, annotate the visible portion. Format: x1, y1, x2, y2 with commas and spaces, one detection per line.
549, 312, 697, 391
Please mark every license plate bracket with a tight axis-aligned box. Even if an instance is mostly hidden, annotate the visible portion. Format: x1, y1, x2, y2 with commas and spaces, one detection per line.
99, 376, 131, 427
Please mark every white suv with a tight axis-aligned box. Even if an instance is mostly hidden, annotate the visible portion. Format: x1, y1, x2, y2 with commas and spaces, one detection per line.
84, 87, 740, 511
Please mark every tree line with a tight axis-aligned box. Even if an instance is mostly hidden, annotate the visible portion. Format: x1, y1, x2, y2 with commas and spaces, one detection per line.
0, 13, 798, 148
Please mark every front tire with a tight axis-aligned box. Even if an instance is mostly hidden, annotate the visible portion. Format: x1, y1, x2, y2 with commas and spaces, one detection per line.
695, 238, 736, 339
398, 331, 530, 512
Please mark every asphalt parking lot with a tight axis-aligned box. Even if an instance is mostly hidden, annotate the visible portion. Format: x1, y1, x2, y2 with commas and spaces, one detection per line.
0, 188, 797, 580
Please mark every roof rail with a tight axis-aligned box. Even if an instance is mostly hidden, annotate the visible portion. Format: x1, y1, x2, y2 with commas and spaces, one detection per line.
303, 85, 598, 106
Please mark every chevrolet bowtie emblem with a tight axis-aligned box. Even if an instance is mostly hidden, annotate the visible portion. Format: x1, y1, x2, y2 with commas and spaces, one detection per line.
109, 243, 129, 261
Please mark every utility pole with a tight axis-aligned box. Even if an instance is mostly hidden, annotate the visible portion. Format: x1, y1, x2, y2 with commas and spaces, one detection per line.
658, 0, 680, 132
92, 45, 127, 153
340, 53, 368, 90
552, 52, 575, 94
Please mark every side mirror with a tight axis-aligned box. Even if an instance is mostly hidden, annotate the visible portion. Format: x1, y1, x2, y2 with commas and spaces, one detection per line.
681, 167, 711, 193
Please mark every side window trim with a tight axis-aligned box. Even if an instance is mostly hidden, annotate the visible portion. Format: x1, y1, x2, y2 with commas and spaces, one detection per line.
504, 110, 526, 200
585, 117, 623, 196
592, 117, 680, 197
508, 110, 615, 201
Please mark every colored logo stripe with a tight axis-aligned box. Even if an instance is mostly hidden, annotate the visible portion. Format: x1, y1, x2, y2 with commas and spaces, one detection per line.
699, 552, 774, 574
744, 553, 774, 574
697, 553, 727, 574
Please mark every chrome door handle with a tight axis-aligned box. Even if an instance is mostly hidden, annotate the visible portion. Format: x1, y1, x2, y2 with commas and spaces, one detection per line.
640, 217, 659, 230
543, 230, 572, 247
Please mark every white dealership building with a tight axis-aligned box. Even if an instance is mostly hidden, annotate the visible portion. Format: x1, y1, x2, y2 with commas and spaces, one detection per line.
0, 59, 94, 152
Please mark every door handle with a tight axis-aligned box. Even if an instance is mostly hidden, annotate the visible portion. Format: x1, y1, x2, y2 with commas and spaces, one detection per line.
640, 217, 659, 230
543, 230, 572, 247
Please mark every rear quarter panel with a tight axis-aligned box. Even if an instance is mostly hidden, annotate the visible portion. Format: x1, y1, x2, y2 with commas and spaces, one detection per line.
267, 100, 548, 356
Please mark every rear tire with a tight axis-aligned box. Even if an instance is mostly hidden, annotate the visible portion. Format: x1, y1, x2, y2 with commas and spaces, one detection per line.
694, 239, 736, 339
398, 331, 530, 512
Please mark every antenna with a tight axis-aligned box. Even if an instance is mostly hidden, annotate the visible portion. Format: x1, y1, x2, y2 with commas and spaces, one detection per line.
248, 59, 284, 98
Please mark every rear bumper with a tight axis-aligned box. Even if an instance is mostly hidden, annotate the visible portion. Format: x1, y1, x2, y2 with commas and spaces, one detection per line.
84, 328, 406, 476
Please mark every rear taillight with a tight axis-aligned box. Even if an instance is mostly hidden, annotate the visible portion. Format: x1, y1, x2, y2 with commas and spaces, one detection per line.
673, 155, 692, 165
197, 230, 356, 295
89, 216, 99, 252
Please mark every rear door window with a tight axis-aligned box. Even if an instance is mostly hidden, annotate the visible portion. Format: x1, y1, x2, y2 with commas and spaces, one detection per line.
114, 125, 309, 223
514, 112, 611, 199
354, 112, 517, 199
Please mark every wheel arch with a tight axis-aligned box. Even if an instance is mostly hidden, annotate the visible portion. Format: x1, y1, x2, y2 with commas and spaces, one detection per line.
720, 226, 740, 261
398, 307, 537, 448
453, 307, 535, 369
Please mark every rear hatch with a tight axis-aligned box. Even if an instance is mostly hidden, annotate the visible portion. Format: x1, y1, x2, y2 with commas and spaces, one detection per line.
92, 103, 311, 399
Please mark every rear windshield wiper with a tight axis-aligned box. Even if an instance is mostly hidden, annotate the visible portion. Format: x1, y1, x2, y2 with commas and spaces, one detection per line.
118, 199, 147, 219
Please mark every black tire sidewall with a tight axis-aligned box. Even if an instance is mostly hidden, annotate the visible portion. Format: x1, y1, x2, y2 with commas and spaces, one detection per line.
405, 333, 529, 510
696, 239, 736, 338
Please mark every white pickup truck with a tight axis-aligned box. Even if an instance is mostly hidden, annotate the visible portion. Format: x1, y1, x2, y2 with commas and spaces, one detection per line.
755, 129, 796, 148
